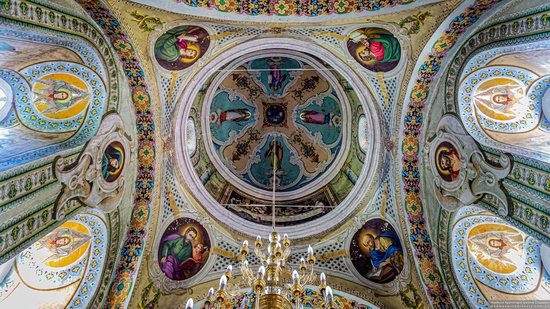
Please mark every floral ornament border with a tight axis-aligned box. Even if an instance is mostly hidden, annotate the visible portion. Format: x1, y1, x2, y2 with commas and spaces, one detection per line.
176, 0, 417, 17
75, 0, 155, 307
400, 0, 501, 307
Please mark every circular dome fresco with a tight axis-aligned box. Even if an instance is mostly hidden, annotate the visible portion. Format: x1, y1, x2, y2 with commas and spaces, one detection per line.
203, 55, 347, 201
176, 41, 381, 237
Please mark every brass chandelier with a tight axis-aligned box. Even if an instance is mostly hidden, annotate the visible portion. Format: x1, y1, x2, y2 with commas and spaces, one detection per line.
185, 144, 337, 309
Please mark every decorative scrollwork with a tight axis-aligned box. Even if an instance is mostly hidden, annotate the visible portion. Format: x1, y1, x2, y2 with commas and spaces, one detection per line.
54, 113, 135, 217
427, 114, 512, 216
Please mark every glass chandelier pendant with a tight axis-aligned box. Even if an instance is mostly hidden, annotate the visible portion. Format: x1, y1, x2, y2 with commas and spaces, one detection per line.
185, 140, 336, 308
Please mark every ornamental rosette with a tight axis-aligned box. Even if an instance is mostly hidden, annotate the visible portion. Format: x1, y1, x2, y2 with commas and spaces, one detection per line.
333, 0, 351, 13
138, 141, 155, 168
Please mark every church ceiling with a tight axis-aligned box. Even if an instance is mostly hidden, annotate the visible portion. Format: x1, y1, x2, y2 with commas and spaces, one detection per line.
131, 0, 442, 22
2, 0, 550, 309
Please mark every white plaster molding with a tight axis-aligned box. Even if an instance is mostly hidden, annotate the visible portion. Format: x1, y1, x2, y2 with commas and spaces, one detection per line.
174, 37, 383, 240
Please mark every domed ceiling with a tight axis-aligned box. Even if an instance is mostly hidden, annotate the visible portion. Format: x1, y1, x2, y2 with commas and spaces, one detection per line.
186, 50, 369, 227
206, 56, 344, 195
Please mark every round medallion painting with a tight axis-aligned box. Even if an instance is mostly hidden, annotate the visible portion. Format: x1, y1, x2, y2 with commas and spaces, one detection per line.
350, 218, 404, 284
154, 25, 210, 71
101, 141, 125, 182
434, 141, 461, 182
158, 218, 210, 281
347, 28, 401, 73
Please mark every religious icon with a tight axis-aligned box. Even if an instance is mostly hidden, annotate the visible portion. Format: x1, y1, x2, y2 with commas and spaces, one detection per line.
158, 218, 210, 281
210, 108, 252, 127
268, 62, 286, 91
102, 141, 125, 182
435, 141, 461, 182
468, 225, 524, 274
31, 78, 89, 115
350, 219, 404, 284
473, 78, 527, 120
36, 226, 91, 264
154, 25, 210, 71
265, 139, 283, 172
299, 110, 341, 126
347, 28, 401, 72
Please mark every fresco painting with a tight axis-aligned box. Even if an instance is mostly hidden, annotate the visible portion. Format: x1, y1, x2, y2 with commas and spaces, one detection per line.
350, 219, 404, 284
31, 73, 90, 119
347, 28, 401, 73
208, 56, 343, 192
102, 141, 125, 182
158, 218, 210, 281
467, 223, 525, 274
473, 77, 527, 121
434, 141, 461, 182
0, 213, 107, 308
221, 187, 335, 226
154, 25, 210, 71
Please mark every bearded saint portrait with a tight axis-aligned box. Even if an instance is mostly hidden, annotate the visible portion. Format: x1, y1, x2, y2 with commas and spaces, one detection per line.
159, 221, 210, 281
435, 141, 462, 182
154, 26, 210, 71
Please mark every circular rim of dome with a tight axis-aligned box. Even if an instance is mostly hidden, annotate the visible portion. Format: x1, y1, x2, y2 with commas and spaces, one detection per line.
0, 77, 13, 122
201, 50, 351, 201
175, 37, 383, 239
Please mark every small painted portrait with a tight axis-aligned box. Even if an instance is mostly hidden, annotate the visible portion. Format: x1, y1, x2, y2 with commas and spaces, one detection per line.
158, 217, 210, 281
154, 25, 210, 71
350, 218, 404, 284
435, 141, 461, 182
347, 28, 401, 72
101, 141, 125, 182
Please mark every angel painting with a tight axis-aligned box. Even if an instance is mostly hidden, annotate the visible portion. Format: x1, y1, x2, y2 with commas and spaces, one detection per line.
158, 218, 210, 281
32, 79, 89, 115
473, 78, 527, 121
468, 229, 524, 272
154, 25, 210, 71
347, 28, 401, 72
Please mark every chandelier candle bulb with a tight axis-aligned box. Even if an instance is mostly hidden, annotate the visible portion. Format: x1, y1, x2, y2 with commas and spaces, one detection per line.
184, 298, 193, 309
300, 257, 307, 272
307, 246, 315, 264
325, 286, 334, 302
292, 270, 300, 285
205, 288, 214, 306
225, 265, 233, 280
283, 233, 290, 247
320, 272, 327, 294
257, 266, 266, 279
241, 240, 249, 256
219, 275, 227, 290
255, 235, 262, 248
275, 242, 282, 257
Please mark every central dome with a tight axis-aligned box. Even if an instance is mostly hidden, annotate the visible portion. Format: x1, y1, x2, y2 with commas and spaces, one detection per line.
176, 41, 380, 234
204, 55, 346, 198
